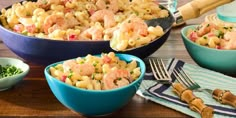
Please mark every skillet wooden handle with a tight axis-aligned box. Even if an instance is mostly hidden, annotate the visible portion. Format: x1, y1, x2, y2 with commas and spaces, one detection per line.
172, 83, 214, 118
177, 0, 233, 21
212, 89, 236, 108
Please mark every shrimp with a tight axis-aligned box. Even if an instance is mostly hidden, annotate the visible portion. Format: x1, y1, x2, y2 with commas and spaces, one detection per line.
95, 0, 119, 13
62, 59, 77, 73
103, 69, 131, 90
90, 9, 116, 29
43, 14, 68, 34
72, 63, 95, 76
79, 26, 103, 40
62, 60, 95, 76
221, 31, 236, 49
196, 22, 217, 37
120, 15, 148, 36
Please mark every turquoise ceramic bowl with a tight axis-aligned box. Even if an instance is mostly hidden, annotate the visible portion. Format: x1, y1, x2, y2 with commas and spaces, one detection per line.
0, 57, 29, 91
44, 53, 146, 116
181, 25, 236, 75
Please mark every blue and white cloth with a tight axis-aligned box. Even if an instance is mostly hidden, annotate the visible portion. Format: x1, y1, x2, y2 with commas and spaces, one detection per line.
136, 58, 236, 118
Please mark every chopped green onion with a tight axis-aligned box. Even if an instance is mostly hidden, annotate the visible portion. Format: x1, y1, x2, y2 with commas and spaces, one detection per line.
67, 69, 73, 79
0, 64, 23, 79
214, 30, 224, 38
91, 73, 95, 80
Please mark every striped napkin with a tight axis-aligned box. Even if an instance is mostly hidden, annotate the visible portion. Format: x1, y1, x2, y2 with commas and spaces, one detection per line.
136, 58, 236, 118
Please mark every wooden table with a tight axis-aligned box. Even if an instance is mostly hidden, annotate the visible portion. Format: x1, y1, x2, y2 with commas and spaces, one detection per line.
0, 0, 217, 117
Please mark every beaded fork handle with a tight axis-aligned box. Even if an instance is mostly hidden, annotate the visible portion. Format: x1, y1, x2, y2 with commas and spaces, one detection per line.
172, 83, 214, 118
212, 89, 236, 108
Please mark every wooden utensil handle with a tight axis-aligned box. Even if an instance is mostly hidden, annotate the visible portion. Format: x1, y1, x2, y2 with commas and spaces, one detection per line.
172, 83, 214, 118
212, 89, 236, 108
177, 0, 233, 21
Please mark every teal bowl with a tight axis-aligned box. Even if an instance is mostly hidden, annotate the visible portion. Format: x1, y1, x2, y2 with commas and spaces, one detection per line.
181, 25, 236, 75
44, 53, 146, 116
0, 57, 29, 91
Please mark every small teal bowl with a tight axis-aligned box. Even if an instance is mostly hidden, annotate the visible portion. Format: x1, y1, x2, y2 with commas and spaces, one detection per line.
0, 57, 29, 91
44, 53, 146, 116
181, 25, 236, 75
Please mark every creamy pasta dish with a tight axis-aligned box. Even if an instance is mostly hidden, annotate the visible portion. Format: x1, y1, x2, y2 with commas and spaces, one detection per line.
187, 22, 236, 49
49, 52, 141, 90
0, 0, 169, 51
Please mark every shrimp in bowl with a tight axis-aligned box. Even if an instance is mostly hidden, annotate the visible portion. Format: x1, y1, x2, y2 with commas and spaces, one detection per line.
47, 52, 144, 90
44, 52, 146, 116
181, 22, 236, 75
186, 22, 236, 49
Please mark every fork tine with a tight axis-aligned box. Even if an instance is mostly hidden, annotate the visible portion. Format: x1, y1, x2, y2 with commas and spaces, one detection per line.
177, 68, 194, 87
173, 68, 201, 89
172, 69, 190, 88
149, 58, 161, 80
180, 68, 201, 87
149, 58, 170, 81
156, 59, 166, 79
159, 59, 171, 80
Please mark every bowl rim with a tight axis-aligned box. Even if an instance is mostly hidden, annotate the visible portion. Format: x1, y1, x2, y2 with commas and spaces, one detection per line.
44, 53, 146, 93
181, 25, 236, 52
0, 57, 30, 81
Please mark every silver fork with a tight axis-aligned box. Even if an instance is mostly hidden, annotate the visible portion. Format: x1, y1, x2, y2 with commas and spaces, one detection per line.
148, 58, 172, 84
148, 58, 214, 117
173, 68, 236, 108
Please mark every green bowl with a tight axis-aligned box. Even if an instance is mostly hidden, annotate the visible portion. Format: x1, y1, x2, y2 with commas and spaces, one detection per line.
0, 57, 29, 91
181, 25, 236, 75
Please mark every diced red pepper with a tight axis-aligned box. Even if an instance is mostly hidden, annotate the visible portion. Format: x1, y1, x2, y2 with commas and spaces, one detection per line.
216, 45, 222, 49
68, 34, 77, 41
26, 24, 36, 33
61, 75, 67, 82
189, 31, 198, 42
103, 55, 112, 63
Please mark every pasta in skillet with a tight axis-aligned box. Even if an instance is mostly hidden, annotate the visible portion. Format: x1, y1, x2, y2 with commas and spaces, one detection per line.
0, 0, 169, 51
49, 52, 141, 90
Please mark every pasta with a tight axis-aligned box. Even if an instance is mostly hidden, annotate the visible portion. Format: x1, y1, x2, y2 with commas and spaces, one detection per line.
0, 0, 169, 51
49, 52, 142, 90
187, 22, 236, 49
